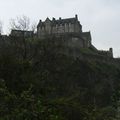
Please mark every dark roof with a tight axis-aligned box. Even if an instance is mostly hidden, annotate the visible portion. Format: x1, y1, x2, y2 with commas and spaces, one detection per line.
10, 29, 34, 37
37, 16, 79, 28
37, 22, 45, 28
52, 18, 77, 24
11, 29, 33, 33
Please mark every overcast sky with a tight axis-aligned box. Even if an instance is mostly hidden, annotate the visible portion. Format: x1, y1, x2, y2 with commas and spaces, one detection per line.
0, 0, 120, 57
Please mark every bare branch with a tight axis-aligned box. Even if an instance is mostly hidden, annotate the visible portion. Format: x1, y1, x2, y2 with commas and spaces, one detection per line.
10, 15, 30, 31
31, 22, 37, 33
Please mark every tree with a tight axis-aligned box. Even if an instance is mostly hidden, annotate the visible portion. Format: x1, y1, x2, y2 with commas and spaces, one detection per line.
31, 22, 37, 33
10, 15, 30, 31
9, 15, 37, 60
9, 15, 37, 32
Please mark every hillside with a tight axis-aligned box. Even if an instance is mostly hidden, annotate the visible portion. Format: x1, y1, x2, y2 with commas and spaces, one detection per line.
0, 37, 120, 120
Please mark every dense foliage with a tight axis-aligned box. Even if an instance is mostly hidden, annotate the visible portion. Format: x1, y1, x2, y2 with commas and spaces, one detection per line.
0, 36, 120, 119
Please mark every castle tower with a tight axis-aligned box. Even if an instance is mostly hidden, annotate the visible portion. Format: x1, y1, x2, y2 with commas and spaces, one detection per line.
37, 15, 83, 38
109, 48, 113, 57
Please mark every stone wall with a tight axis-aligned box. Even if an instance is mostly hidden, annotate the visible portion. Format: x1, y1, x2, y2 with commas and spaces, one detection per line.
38, 22, 80, 36
11, 30, 34, 38
37, 15, 82, 38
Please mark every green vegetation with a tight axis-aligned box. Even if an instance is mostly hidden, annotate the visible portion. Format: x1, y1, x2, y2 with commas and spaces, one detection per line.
0, 37, 120, 120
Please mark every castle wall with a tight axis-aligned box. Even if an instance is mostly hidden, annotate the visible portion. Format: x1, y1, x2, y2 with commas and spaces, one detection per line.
37, 15, 83, 37
69, 23, 74, 32
51, 23, 75, 34
11, 30, 34, 38
57, 24, 65, 33
68, 37, 84, 48
98, 49, 113, 58
74, 22, 81, 33
45, 20, 51, 34
52, 25, 57, 34
37, 16, 92, 51
65, 23, 69, 33
38, 27, 45, 37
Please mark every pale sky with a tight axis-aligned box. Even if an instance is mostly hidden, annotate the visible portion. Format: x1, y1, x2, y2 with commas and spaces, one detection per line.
0, 0, 120, 57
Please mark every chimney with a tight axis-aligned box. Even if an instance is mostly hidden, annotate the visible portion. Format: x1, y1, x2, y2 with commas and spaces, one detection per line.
109, 48, 113, 53
52, 17, 55, 21
59, 17, 62, 20
109, 48, 113, 57
75, 14, 78, 20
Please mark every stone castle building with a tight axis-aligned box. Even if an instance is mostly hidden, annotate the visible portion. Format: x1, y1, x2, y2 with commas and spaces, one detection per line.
37, 15, 82, 36
37, 15, 113, 57
9, 15, 113, 58
37, 15, 91, 48
11, 30, 34, 38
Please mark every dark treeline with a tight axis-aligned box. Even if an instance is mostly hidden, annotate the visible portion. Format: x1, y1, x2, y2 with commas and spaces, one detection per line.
0, 36, 120, 120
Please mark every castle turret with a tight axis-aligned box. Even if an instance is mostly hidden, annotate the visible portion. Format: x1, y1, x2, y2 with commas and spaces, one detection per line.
109, 48, 113, 57
75, 14, 78, 20
52, 17, 55, 21
59, 17, 62, 20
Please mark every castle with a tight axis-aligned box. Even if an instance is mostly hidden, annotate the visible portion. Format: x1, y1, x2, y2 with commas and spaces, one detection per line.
10, 15, 113, 58
36, 15, 113, 57
37, 15, 91, 48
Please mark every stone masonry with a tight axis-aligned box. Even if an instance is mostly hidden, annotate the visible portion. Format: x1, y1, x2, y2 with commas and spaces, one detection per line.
37, 15, 91, 48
